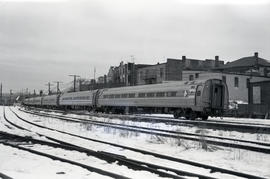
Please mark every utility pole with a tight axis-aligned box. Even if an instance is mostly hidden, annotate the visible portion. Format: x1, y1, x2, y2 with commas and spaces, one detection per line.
94, 67, 96, 82
53, 81, 63, 94
45, 82, 53, 95
69, 75, 80, 92
0, 83, 2, 105
9, 89, 12, 106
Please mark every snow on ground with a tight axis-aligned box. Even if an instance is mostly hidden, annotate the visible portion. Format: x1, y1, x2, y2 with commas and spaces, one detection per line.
50, 110, 270, 144
0, 144, 107, 179
0, 107, 175, 179
2, 106, 270, 178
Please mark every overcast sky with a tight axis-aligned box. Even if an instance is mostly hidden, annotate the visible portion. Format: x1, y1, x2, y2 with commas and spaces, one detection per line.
0, 0, 270, 93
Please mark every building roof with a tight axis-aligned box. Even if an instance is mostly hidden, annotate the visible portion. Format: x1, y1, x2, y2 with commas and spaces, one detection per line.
218, 53, 270, 69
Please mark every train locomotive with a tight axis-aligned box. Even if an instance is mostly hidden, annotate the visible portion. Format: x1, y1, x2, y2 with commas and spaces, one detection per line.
23, 79, 229, 120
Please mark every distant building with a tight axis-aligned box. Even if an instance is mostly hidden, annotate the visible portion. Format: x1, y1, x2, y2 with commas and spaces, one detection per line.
182, 52, 270, 103
182, 70, 270, 103
214, 52, 270, 77
107, 61, 150, 87
137, 56, 224, 85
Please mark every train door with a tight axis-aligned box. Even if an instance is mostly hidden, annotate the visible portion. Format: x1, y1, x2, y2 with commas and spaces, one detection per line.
212, 84, 223, 108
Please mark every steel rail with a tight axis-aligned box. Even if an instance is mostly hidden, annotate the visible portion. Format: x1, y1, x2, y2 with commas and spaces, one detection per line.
2, 109, 214, 179
9, 107, 267, 179
20, 108, 270, 154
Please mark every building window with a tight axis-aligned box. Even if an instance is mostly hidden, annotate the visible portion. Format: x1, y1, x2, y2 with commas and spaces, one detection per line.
195, 73, 199, 78
222, 76, 226, 83
234, 77, 239, 88
189, 75, 194, 81
160, 68, 164, 78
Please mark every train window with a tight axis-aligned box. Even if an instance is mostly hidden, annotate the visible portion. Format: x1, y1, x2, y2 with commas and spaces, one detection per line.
167, 91, 177, 97
103, 95, 108, 99
196, 91, 201, 96
109, 94, 114, 98
121, 94, 128, 98
115, 94, 120, 98
146, 93, 155, 97
156, 92, 165, 97
128, 93, 135, 98
138, 93, 146, 98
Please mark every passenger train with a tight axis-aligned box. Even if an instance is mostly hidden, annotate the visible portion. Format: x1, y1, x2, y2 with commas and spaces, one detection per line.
23, 79, 229, 120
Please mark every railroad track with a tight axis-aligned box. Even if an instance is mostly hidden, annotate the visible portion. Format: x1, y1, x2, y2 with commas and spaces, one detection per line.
8, 107, 267, 179
0, 131, 131, 179
1, 107, 217, 179
27, 106, 270, 134
20, 108, 270, 154
0, 172, 13, 179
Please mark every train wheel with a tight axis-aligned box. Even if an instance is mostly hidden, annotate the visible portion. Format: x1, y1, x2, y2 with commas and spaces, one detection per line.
173, 112, 179, 119
201, 115, 208, 120
186, 111, 197, 120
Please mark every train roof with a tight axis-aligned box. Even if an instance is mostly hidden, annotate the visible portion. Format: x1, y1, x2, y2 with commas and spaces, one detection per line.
101, 79, 212, 94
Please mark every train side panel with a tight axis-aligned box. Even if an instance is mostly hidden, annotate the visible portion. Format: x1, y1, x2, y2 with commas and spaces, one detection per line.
42, 95, 58, 106
59, 91, 93, 106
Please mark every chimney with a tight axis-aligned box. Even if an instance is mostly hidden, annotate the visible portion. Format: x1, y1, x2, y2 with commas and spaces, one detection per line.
182, 56, 186, 67
254, 52, 259, 66
215, 56, 219, 67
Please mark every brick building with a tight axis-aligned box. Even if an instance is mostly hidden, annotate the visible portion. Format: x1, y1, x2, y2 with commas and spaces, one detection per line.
137, 56, 224, 85
107, 61, 150, 87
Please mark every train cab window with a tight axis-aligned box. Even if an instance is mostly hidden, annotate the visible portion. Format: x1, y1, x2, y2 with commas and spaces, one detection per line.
222, 76, 226, 83
128, 93, 135, 98
138, 93, 146, 98
234, 77, 239, 88
156, 92, 165, 97
146, 93, 155, 97
246, 78, 250, 88
195, 73, 199, 78
189, 75, 194, 81
196, 91, 201, 96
